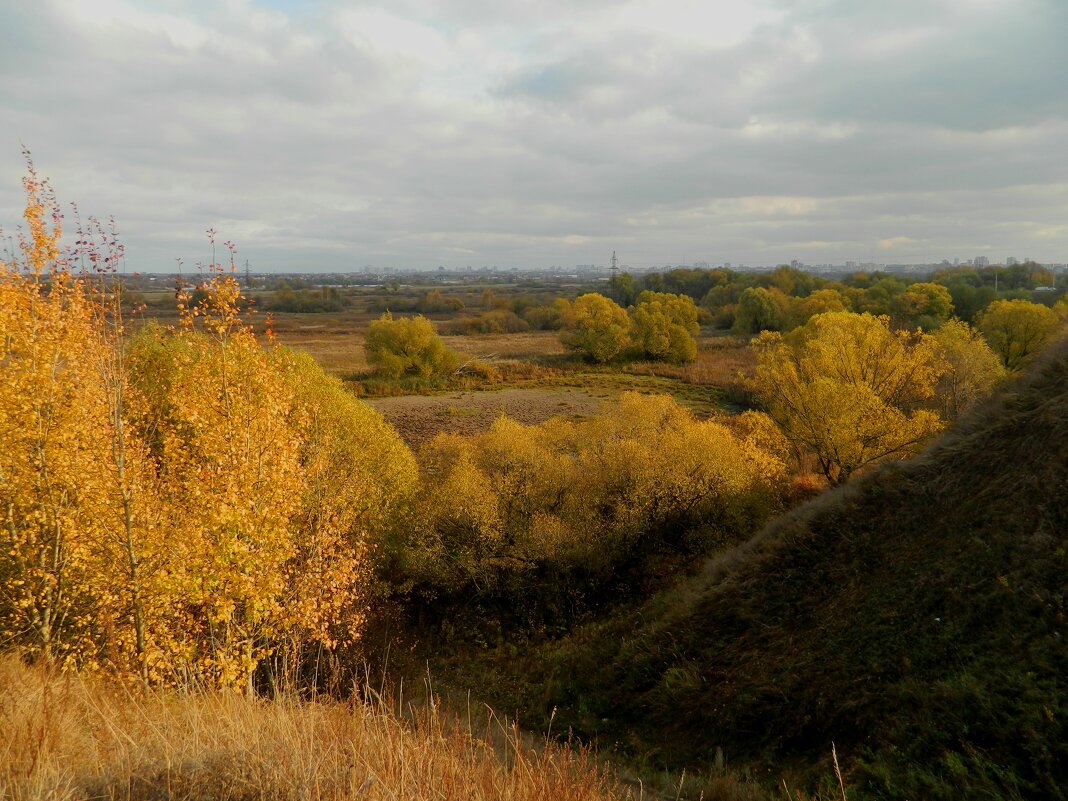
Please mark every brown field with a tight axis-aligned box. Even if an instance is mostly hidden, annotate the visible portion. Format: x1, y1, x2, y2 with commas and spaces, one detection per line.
366, 387, 603, 448
135, 300, 756, 428
242, 313, 569, 379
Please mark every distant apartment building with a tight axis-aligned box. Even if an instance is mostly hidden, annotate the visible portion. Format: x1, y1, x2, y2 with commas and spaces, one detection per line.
1006, 256, 1018, 266
975, 256, 990, 267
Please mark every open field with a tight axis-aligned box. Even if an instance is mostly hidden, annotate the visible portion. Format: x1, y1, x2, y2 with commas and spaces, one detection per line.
366, 387, 602, 447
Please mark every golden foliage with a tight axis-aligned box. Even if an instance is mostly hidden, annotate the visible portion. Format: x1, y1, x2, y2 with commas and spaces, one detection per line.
932, 319, 1007, 420
0, 166, 416, 688
629, 291, 700, 363
790, 288, 851, 329
753, 311, 945, 485
895, 282, 954, 327
365, 312, 459, 378
977, 298, 1062, 370
0, 262, 110, 667
278, 349, 418, 649
559, 293, 632, 362
415, 393, 786, 589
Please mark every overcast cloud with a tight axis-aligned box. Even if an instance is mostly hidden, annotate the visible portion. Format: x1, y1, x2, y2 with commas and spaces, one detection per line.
2, 0, 1066, 271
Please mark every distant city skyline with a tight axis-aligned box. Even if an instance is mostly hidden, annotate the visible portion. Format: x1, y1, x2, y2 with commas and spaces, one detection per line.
3, 0, 1068, 272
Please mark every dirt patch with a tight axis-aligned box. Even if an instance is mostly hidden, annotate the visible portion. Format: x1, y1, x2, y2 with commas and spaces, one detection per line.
366, 388, 602, 448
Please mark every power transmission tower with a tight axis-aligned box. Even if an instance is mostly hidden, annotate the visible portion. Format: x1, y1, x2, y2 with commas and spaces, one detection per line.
610, 250, 618, 277
245, 259, 252, 289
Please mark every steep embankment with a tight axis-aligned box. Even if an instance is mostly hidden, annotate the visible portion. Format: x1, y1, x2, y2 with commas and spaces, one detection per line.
541, 338, 1068, 800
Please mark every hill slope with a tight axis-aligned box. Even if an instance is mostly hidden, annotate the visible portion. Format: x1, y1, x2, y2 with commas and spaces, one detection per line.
539, 338, 1068, 800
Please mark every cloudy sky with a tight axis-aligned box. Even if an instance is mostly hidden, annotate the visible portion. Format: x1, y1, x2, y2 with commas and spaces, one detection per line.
2, 0, 1067, 272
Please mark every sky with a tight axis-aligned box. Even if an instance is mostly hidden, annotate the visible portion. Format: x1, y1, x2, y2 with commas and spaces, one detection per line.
2, 0, 1067, 273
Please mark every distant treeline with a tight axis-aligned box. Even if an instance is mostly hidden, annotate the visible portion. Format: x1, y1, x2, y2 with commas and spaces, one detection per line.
606, 262, 1066, 331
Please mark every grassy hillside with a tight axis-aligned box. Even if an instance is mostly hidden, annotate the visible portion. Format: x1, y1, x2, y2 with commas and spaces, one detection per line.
526, 336, 1068, 800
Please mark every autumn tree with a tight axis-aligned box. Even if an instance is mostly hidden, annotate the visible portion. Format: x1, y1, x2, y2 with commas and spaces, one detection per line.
788, 288, 851, 330
559, 293, 632, 362
977, 298, 1062, 369
606, 271, 638, 306
895, 282, 954, 329
275, 348, 417, 670
931, 319, 1006, 420
0, 173, 107, 666
414, 393, 787, 598
365, 312, 459, 379
0, 160, 419, 688
629, 290, 699, 363
753, 311, 944, 485
732, 286, 790, 334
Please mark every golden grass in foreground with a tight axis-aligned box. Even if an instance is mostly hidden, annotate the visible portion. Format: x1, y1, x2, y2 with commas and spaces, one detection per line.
0, 659, 629, 801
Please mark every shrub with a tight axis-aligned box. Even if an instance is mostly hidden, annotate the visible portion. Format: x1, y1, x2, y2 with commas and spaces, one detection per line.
629, 291, 699, 363
365, 312, 459, 379
407, 394, 787, 629
732, 286, 791, 334
447, 309, 530, 335
522, 298, 571, 330
559, 293, 631, 362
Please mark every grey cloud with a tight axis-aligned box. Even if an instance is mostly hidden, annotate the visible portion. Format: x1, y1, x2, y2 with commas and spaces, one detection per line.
1, 0, 1067, 271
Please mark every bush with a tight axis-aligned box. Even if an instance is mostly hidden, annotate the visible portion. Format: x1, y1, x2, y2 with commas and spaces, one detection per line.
416, 289, 464, 313
753, 311, 945, 485
405, 394, 787, 631
629, 291, 699, 363
365, 312, 459, 379
268, 284, 347, 313
522, 298, 571, 330
447, 309, 530, 335
559, 293, 631, 362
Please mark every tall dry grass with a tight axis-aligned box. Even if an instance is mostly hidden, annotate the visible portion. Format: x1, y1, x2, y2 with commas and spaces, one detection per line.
0, 658, 631, 801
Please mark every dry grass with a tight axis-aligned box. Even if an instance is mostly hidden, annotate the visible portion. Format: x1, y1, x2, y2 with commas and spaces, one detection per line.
626, 336, 756, 385
439, 332, 567, 361
0, 658, 632, 801
366, 387, 602, 447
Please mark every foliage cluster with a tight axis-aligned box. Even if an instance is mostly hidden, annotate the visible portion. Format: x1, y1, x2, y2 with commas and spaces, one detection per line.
399, 393, 789, 635
752, 311, 1008, 485
365, 312, 460, 379
0, 170, 415, 689
559, 291, 701, 364
977, 298, 1062, 369
447, 308, 531, 335
608, 263, 1066, 339
268, 282, 348, 313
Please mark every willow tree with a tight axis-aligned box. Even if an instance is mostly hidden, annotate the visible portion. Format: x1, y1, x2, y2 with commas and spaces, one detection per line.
977, 299, 1062, 370
753, 311, 944, 485
559, 293, 632, 362
629, 291, 699, 363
